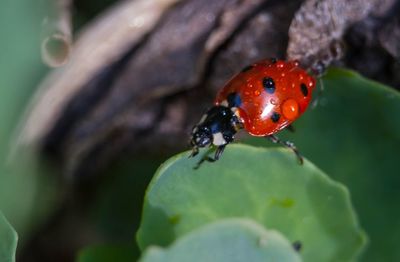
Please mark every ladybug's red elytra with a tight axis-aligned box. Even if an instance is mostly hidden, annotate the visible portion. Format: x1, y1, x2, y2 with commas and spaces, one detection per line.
190, 58, 316, 167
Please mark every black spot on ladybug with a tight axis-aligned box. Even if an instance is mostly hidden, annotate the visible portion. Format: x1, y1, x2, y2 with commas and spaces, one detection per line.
241, 64, 253, 73
271, 112, 280, 123
227, 92, 242, 107
262, 77, 275, 94
300, 83, 308, 97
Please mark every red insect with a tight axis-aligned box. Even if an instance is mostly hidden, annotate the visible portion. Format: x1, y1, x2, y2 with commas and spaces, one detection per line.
190, 58, 316, 166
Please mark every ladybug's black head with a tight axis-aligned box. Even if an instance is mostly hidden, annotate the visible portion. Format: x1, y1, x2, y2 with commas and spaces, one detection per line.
190, 125, 212, 148
190, 106, 241, 157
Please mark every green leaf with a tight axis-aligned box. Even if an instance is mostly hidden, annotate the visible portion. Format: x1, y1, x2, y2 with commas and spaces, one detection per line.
0, 0, 56, 246
137, 145, 366, 262
0, 211, 18, 262
77, 243, 138, 262
245, 68, 400, 261
139, 218, 301, 262
0, 0, 46, 161
0, 151, 60, 245
90, 156, 162, 241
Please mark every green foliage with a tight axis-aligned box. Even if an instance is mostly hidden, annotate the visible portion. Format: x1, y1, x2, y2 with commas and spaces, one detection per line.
137, 145, 366, 262
139, 218, 301, 262
77, 244, 138, 262
90, 156, 161, 241
0, 0, 45, 160
0, 211, 18, 262
0, 0, 56, 247
246, 68, 400, 261
0, 152, 60, 245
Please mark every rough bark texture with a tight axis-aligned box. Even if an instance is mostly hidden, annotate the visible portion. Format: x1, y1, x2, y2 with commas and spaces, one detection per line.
287, 0, 397, 72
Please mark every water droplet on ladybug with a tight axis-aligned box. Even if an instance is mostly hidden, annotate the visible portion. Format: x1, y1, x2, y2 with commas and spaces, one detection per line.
276, 61, 285, 68
281, 99, 299, 120
254, 90, 261, 96
270, 98, 278, 105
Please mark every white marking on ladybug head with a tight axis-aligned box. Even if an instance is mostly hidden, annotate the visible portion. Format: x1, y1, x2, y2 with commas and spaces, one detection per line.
212, 132, 227, 146
230, 107, 241, 116
195, 136, 201, 143
220, 100, 229, 107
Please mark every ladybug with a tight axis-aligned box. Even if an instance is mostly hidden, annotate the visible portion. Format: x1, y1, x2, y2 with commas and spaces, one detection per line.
190, 58, 316, 167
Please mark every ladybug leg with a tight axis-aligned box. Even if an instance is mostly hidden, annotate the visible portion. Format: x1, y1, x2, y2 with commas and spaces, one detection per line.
286, 124, 295, 133
194, 145, 226, 169
214, 145, 226, 160
311, 78, 325, 109
267, 135, 303, 164
189, 146, 199, 158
